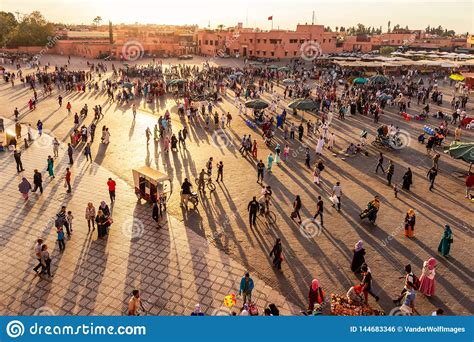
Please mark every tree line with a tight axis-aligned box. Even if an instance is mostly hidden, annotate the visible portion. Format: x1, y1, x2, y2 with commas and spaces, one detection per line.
0, 11, 55, 48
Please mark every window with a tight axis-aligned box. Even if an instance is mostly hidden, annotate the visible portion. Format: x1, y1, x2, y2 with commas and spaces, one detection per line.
210, 40, 213, 45
250, 39, 253, 43
215, 40, 218, 45
249, 50, 253, 55
284, 51, 288, 56
198, 40, 201, 45
270, 39, 281, 44
271, 51, 274, 56
205, 40, 208, 45
257, 39, 260, 43
323, 39, 326, 43
299, 39, 305, 43
294, 51, 297, 56
289, 39, 297, 44
262, 51, 266, 56
329, 39, 331, 43
256, 50, 260, 55
263, 39, 267, 43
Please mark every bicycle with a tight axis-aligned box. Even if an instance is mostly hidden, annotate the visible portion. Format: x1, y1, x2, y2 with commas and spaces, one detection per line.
258, 202, 276, 224
195, 176, 216, 192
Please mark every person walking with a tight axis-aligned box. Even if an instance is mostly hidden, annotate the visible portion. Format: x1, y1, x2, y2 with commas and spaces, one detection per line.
438, 224, 453, 257
56, 226, 65, 251
47, 156, 55, 178
312, 196, 324, 226
386, 160, 394, 186
52, 137, 60, 158
216, 161, 223, 182
33, 238, 44, 273
402, 167, 413, 191
399, 281, 416, 315
375, 152, 384, 173
152, 200, 162, 229
32, 169, 43, 194
351, 240, 366, 273
291, 195, 302, 224
95, 210, 108, 239
465, 172, 474, 199
308, 279, 325, 312
248, 196, 259, 227
257, 160, 265, 183
84, 143, 92, 162
418, 257, 437, 297
427, 166, 438, 191
85, 202, 96, 232
360, 264, 379, 303
14, 149, 24, 173
107, 177, 116, 202
239, 273, 254, 305
18, 177, 31, 201
40, 244, 52, 277
267, 153, 274, 172
65, 168, 72, 193
332, 181, 342, 211
393, 264, 416, 305
404, 209, 416, 238
269, 238, 283, 270
67, 143, 74, 164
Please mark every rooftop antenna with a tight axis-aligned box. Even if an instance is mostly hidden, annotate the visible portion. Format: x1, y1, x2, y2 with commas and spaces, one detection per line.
208, 20, 210, 28
312, 11, 315, 25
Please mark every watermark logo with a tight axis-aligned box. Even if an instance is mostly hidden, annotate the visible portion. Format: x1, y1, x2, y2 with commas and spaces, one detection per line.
122, 40, 144, 62
6, 320, 25, 338
211, 129, 233, 148
388, 306, 407, 316
34, 129, 55, 150
211, 307, 232, 316
299, 218, 322, 239
121, 217, 145, 239
389, 129, 411, 150
34, 306, 56, 316
300, 41, 322, 61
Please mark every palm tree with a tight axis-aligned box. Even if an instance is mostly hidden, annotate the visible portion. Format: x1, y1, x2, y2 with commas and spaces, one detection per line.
93, 16, 102, 27
217, 24, 225, 32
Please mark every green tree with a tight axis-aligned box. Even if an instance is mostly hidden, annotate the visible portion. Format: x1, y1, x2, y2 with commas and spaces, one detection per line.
0, 11, 18, 47
93, 16, 102, 27
6, 11, 54, 48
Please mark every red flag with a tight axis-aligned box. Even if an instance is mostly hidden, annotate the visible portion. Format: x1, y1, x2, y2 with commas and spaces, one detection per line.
268, 16, 273, 20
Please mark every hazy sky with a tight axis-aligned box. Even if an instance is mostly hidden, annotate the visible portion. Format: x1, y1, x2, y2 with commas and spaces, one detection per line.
2, 0, 473, 33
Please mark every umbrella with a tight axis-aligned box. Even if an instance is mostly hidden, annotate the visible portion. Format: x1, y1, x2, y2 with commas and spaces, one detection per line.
249, 61, 263, 67
278, 66, 290, 72
369, 75, 389, 84
244, 99, 269, 110
446, 142, 474, 171
228, 74, 237, 80
352, 77, 368, 85
417, 78, 424, 85
378, 93, 393, 101
449, 74, 465, 81
268, 64, 279, 69
282, 78, 296, 86
288, 98, 318, 111
234, 71, 244, 76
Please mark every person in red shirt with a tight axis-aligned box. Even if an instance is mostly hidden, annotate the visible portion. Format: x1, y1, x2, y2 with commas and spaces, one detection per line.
65, 168, 72, 193
107, 177, 116, 202
466, 172, 474, 199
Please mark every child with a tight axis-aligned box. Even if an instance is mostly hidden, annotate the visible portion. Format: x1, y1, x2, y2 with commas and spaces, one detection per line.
57, 226, 65, 251
66, 211, 74, 233
393, 184, 399, 199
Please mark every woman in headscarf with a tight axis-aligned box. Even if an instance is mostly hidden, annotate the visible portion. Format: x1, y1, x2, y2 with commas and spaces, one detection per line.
274, 144, 281, 165
351, 240, 366, 273
346, 284, 365, 305
99, 201, 110, 218
47, 156, 54, 178
308, 279, 325, 312
269, 238, 283, 270
267, 152, 274, 172
18, 177, 32, 201
404, 209, 416, 238
438, 224, 453, 257
402, 167, 413, 191
419, 257, 437, 297
95, 210, 108, 239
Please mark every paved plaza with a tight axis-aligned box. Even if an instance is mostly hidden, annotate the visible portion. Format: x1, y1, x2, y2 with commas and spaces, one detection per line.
0, 55, 473, 315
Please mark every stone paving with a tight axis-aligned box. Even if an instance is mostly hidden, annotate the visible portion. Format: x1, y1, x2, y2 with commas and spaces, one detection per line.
1, 55, 473, 316
0, 119, 297, 315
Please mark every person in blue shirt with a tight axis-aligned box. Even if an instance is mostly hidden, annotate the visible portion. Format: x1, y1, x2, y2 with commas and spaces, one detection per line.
57, 227, 65, 251
239, 273, 254, 305
400, 282, 416, 315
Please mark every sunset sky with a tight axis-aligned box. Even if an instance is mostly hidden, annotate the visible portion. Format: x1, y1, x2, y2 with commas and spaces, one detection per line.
2, 0, 472, 33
